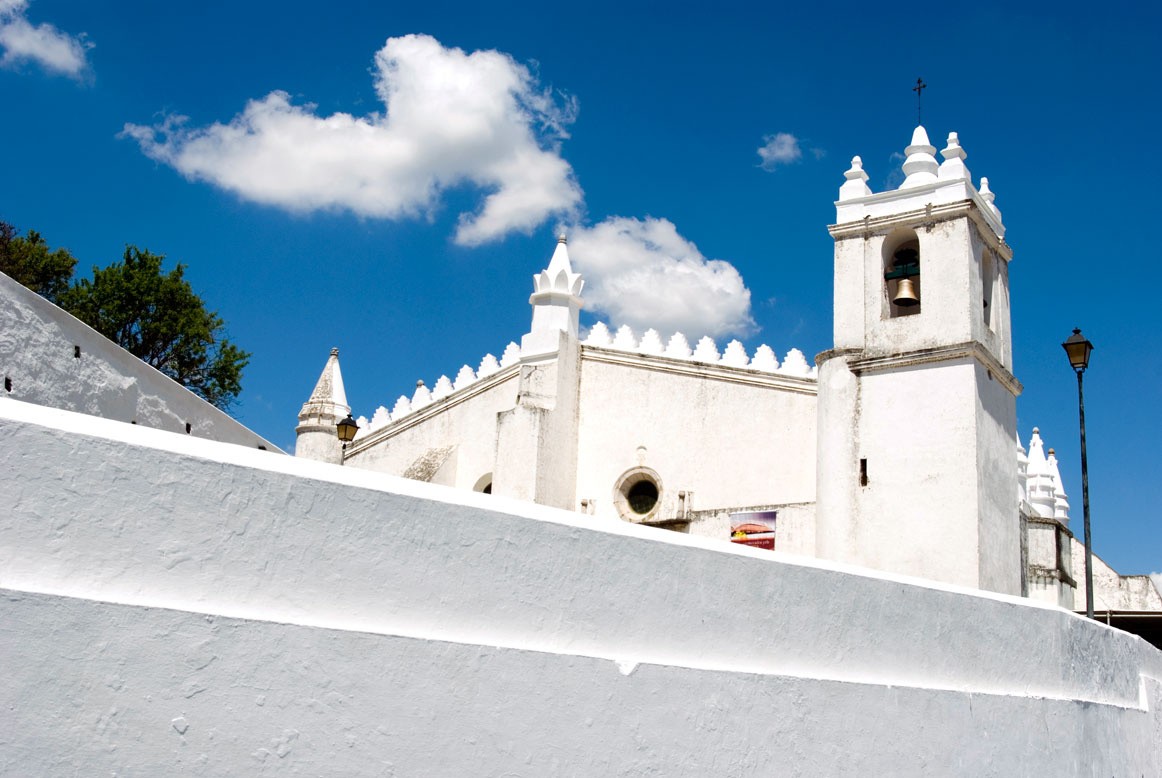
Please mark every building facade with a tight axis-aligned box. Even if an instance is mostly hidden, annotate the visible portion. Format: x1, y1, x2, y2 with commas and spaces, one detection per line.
297, 124, 1159, 608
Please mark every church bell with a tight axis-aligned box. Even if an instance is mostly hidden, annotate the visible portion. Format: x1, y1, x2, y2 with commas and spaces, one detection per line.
893, 277, 920, 307
886, 247, 920, 308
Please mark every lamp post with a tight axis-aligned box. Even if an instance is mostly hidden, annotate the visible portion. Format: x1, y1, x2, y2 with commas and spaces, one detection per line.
1062, 328, 1094, 619
336, 413, 359, 463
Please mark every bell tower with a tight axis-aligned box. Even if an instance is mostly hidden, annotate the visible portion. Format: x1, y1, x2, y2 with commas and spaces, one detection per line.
815, 126, 1021, 594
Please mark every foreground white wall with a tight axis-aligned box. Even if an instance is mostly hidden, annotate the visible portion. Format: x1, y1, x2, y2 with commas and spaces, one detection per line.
0, 270, 275, 450
2, 400, 1159, 776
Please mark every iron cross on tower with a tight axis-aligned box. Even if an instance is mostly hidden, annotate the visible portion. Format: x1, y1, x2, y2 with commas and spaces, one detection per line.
913, 78, 927, 124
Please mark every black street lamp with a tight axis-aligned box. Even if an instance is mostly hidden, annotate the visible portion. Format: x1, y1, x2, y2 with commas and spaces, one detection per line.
1062, 328, 1095, 618
336, 413, 359, 459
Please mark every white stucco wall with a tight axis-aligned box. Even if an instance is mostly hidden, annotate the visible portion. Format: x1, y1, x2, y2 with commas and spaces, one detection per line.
2, 399, 1160, 775
0, 270, 275, 450
576, 347, 817, 521
686, 502, 816, 556
1073, 537, 1162, 612
344, 366, 520, 490
819, 359, 1018, 591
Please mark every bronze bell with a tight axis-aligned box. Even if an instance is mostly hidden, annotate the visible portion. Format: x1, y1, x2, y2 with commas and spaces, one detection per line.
893, 277, 920, 307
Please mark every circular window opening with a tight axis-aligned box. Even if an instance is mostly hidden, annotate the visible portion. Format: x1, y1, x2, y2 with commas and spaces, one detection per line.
626, 480, 658, 515
613, 467, 663, 522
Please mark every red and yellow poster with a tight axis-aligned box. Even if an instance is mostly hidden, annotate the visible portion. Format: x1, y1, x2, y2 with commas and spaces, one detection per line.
730, 510, 777, 550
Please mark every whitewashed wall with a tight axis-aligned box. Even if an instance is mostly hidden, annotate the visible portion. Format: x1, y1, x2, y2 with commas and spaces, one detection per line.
2, 400, 1159, 776
576, 348, 817, 521
1073, 537, 1162, 611
0, 270, 275, 450
345, 367, 520, 489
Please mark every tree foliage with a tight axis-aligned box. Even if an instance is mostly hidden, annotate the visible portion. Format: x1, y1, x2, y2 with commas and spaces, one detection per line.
59, 247, 250, 410
1, 220, 249, 411
0, 221, 77, 303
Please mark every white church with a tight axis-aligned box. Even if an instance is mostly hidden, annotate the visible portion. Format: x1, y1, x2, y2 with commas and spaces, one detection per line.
295, 124, 1160, 614
3, 121, 1160, 774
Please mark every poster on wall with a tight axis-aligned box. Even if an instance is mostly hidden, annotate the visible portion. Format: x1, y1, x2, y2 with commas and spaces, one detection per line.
729, 510, 777, 550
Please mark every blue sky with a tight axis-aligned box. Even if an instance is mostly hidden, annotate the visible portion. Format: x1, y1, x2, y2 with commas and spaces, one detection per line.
2, 0, 1158, 578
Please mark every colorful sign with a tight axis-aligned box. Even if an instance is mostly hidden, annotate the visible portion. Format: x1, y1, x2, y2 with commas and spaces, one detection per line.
730, 510, 777, 550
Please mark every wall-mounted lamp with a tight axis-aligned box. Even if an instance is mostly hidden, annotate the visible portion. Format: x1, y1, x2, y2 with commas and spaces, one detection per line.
336, 413, 359, 455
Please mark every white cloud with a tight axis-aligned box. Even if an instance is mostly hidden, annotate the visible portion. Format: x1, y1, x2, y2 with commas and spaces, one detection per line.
122, 34, 582, 246
757, 132, 802, 171
0, 0, 90, 77
567, 216, 754, 339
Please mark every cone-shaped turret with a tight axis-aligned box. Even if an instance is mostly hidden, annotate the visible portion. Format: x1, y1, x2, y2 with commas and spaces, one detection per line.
534, 235, 585, 297
522, 235, 585, 358
295, 347, 351, 464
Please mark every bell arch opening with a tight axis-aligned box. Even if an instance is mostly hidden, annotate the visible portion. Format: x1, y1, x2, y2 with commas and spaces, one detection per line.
883, 229, 921, 318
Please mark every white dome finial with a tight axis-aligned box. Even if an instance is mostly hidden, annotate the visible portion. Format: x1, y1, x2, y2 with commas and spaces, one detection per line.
839, 155, 873, 200
900, 126, 939, 188
938, 131, 971, 182
979, 177, 1002, 221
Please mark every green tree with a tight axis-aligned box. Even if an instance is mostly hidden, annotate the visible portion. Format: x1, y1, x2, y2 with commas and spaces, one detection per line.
59, 246, 250, 410
0, 221, 77, 303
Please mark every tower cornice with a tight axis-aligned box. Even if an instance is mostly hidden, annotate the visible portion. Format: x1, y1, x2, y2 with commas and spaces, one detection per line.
842, 340, 1022, 397
829, 198, 1011, 261
834, 178, 1005, 243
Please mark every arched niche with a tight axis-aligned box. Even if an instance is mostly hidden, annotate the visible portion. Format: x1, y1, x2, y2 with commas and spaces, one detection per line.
882, 227, 921, 318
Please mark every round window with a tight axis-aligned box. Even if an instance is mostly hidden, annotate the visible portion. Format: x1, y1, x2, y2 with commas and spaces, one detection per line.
626, 480, 658, 514
612, 467, 663, 522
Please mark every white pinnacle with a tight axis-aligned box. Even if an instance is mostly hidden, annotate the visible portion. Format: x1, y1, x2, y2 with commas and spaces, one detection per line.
900, 126, 939, 188
839, 155, 873, 200
938, 131, 971, 182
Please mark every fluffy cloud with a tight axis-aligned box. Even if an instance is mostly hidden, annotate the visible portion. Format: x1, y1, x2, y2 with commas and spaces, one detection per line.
567, 216, 754, 339
757, 132, 802, 171
0, 0, 90, 77
122, 34, 582, 246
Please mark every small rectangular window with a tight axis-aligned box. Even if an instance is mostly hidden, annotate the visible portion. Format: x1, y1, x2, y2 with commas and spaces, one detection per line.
859, 458, 868, 487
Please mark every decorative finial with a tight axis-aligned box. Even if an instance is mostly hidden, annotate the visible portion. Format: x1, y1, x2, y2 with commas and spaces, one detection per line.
330, 347, 339, 356
913, 78, 927, 125
938, 132, 970, 182
839, 155, 873, 200
900, 126, 939, 188
416, 379, 425, 387
978, 176, 1002, 222
979, 177, 994, 201
558, 233, 567, 244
